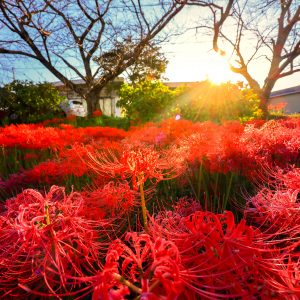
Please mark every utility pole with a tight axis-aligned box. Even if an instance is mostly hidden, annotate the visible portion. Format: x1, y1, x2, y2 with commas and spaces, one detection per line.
12, 67, 16, 81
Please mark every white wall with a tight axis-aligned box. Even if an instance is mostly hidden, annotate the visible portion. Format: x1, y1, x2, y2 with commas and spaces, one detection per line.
270, 93, 300, 114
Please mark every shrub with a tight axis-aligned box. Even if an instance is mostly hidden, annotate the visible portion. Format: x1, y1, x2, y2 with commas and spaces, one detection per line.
118, 80, 181, 125
175, 81, 263, 123
0, 80, 65, 124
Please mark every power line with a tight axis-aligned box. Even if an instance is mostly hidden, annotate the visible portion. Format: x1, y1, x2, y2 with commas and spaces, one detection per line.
0, 40, 213, 71
63, 3, 179, 10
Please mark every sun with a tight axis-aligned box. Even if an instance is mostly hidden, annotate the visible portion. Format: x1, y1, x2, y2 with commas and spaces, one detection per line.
164, 50, 244, 84
205, 53, 234, 84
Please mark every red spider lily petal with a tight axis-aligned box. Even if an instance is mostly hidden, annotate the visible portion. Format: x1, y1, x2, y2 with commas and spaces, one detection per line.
86, 145, 183, 190
92, 272, 130, 300
149, 209, 265, 298
0, 186, 105, 298
172, 197, 202, 217
92, 110, 103, 117
245, 187, 300, 240
97, 232, 185, 298
274, 167, 300, 190
82, 181, 137, 219
140, 292, 160, 300
242, 166, 300, 299
0, 123, 127, 151
90, 243, 131, 299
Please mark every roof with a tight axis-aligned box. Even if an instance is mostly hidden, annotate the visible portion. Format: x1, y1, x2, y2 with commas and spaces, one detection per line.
270, 85, 300, 98
51, 77, 124, 87
163, 81, 202, 88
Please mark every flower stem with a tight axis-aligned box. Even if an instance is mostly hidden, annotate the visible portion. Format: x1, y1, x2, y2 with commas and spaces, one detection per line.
139, 179, 148, 231
45, 204, 51, 225
113, 273, 142, 294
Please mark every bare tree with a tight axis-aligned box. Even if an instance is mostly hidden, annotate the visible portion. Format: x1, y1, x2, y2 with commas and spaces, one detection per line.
0, 0, 188, 116
187, 0, 300, 116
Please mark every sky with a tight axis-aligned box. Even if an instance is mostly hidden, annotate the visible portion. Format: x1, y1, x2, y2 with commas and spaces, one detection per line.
161, 4, 300, 91
1, 2, 299, 92
162, 32, 300, 91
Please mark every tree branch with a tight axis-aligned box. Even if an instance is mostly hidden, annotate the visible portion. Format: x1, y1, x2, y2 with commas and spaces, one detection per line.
0, 48, 38, 60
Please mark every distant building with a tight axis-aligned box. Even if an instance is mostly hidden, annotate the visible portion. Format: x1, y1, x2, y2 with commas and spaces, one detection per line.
54, 79, 300, 117
163, 81, 201, 90
270, 85, 300, 114
166, 82, 300, 114
52, 77, 124, 117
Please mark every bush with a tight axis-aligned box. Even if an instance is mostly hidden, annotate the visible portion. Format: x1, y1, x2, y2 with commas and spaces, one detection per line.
0, 80, 65, 124
64, 114, 130, 130
117, 80, 263, 125
174, 81, 263, 123
118, 80, 181, 125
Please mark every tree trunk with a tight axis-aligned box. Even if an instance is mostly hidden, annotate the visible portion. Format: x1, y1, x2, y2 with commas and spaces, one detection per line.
246, 83, 269, 119
258, 93, 269, 119
85, 89, 102, 117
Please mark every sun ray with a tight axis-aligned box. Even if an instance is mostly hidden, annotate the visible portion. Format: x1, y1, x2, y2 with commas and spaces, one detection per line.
205, 53, 234, 84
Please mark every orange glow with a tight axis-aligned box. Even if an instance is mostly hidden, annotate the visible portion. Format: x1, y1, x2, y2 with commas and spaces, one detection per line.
205, 54, 233, 84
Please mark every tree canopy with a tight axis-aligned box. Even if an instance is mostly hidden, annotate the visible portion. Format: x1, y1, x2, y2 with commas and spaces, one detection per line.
0, 0, 187, 116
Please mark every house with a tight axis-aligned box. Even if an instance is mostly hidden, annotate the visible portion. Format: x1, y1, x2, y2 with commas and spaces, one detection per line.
52, 77, 124, 117
52, 79, 202, 117
53, 78, 300, 117
270, 85, 300, 114
163, 81, 201, 90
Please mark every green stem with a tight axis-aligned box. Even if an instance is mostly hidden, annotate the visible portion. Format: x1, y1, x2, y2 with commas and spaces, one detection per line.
113, 273, 142, 294
45, 204, 51, 225
213, 172, 219, 212
224, 172, 234, 211
133, 278, 161, 300
197, 163, 203, 200
139, 180, 148, 231
186, 173, 197, 199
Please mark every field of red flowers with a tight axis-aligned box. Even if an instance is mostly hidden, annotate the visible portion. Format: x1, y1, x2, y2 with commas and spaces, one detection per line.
0, 118, 300, 299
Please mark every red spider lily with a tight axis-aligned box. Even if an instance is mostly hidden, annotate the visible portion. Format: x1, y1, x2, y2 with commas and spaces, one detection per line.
76, 246, 132, 300
256, 248, 300, 299
245, 188, 300, 236
243, 166, 300, 299
86, 146, 182, 190
275, 167, 300, 190
172, 197, 202, 217
39, 116, 66, 126
0, 160, 78, 194
148, 208, 267, 299
268, 102, 287, 112
23, 152, 39, 161
241, 119, 300, 170
1, 144, 98, 195
125, 124, 168, 147
92, 110, 103, 117
179, 211, 262, 298
86, 145, 185, 230
0, 186, 106, 298
244, 166, 300, 247
91, 232, 185, 299
0, 123, 127, 151
82, 181, 137, 219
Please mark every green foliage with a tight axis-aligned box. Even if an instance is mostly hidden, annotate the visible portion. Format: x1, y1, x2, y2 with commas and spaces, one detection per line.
238, 88, 263, 122
94, 42, 167, 84
70, 115, 130, 130
118, 80, 180, 124
174, 81, 263, 123
126, 44, 168, 84
0, 80, 65, 124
